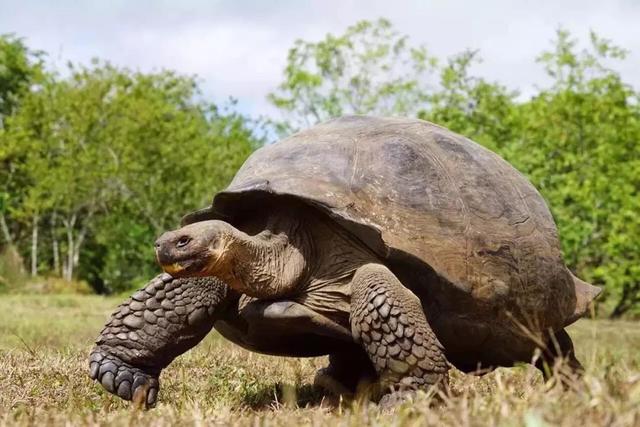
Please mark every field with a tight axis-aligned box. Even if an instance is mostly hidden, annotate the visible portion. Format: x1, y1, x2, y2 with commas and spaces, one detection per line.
0, 294, 638, 426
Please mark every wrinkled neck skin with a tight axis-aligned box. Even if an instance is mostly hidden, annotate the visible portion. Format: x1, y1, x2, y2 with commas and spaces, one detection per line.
214, 213, 311, 300
214, 202, 378, 304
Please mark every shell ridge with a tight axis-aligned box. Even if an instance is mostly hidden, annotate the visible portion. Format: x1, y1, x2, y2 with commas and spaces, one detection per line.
419, 126, 472, 289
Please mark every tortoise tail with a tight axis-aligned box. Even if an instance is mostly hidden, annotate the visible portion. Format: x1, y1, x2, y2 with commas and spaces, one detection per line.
564, 272, 602, 326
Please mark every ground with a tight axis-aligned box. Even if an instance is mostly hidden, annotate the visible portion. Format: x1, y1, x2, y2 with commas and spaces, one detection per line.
0, 294, 638, 426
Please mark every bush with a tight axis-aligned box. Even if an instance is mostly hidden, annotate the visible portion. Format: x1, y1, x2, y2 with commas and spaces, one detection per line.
20, 276, 94, 295
0, 245, 27, 291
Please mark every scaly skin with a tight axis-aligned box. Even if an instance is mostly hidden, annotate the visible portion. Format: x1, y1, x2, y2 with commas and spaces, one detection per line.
88, 273, 229, 407
350, 264, 449, 405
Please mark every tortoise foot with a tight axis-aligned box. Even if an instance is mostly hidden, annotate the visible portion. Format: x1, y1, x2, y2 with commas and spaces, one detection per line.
89, 347, 160, 408
314, 368, 354, 398
314, 349, 377, 400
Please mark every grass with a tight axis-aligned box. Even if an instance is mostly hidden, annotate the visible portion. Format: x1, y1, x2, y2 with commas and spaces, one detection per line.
0, 294, 639, 426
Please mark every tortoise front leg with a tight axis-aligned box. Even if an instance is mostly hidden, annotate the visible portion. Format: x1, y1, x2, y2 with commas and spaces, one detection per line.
350, 264, 449, 407
89, 273, 229, 407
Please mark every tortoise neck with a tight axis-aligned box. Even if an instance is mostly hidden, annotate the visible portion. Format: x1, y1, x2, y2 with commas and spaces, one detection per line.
222, 220, 309, 299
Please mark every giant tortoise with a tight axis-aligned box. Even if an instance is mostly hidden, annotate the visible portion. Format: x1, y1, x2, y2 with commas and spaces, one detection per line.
89, 116, 600, 407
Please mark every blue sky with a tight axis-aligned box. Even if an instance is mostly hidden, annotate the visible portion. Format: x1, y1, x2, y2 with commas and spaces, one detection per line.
2, 0, 639, 119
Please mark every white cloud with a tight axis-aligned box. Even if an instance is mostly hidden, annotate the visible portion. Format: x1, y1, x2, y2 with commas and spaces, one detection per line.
2, 0, 639, 117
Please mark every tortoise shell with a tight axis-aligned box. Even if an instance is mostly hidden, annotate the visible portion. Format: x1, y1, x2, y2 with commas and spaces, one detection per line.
186, 116, 577, 329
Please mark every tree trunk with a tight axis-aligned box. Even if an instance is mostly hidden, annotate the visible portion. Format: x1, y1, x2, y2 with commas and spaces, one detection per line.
73, 225, 88, 272
53, 237, 60, 275
609, 282, 640, 318
63, 215, 76, 281
31, 213, 39, 276
0, 213, 12, 245
51, 214, 60, 275
66, 226, 74, 281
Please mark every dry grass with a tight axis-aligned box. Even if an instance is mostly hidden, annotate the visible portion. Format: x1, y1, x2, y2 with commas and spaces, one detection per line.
0, 294, 638, 426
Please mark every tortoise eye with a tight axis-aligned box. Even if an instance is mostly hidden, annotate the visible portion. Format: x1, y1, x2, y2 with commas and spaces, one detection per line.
176, 236, 191, 248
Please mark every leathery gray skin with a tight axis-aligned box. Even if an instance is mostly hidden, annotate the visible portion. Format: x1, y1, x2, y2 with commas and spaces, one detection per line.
88, 273, 229, 407
151, 214, 452, 406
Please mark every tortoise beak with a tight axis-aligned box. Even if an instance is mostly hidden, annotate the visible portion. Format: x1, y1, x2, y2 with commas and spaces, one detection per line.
154, 238, 172, 265
154, 234, 212, 277
161, 262, 185, 275
154, 222, 223, 277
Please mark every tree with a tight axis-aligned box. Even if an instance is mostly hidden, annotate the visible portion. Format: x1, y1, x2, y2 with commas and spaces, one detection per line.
0, 34, 44, 126
0, 34, 44, 249
511, 30, 640, 317
419, 50, 519, 153
268, 18, 437, 134
2, 61, 258, 291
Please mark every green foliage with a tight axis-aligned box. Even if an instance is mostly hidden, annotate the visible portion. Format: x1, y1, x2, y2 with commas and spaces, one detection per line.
0, 34, 44, 124
267, 18, 437, 135
0, 60, 258, 293
420, 49, 520, 152
511, 31, 640, 317
0, 34, 45, 252
270, 21, 640, 317
1, 22, 639, 316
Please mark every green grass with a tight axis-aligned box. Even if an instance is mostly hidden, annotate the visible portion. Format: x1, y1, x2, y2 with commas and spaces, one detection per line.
0, 294, 639, 426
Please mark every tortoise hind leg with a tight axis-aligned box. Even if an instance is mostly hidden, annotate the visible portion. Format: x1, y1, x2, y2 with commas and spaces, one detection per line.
535, 328, 584, 383
314, 348, 376, 398
350, 263, 449, 407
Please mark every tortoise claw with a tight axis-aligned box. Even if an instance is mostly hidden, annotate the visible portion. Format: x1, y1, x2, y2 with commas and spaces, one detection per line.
132, 383, 150, 410
88, 347, 160, 408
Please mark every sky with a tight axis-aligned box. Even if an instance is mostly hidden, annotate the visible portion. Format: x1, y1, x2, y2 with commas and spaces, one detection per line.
2, 0, 639, 119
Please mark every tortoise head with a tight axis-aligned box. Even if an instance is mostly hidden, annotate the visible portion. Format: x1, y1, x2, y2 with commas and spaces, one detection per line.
154, 220, 233, 277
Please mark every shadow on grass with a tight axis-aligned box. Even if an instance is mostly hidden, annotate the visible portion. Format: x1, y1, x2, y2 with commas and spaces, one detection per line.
242, 382, 329, 409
